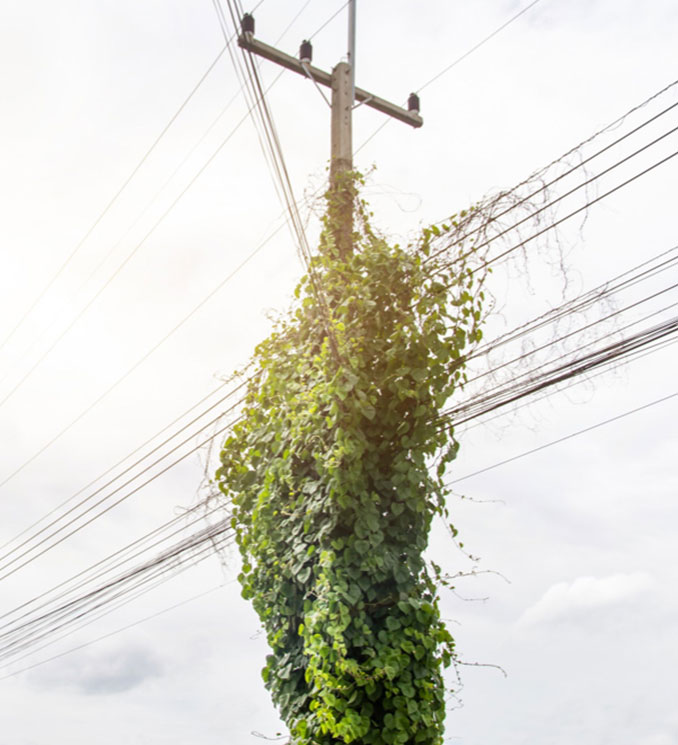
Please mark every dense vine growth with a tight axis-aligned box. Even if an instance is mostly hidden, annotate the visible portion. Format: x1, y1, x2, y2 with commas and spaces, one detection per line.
216, 187, 487, 745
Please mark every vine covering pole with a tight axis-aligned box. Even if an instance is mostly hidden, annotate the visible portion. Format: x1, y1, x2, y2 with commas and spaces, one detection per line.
238, 3, 422, 257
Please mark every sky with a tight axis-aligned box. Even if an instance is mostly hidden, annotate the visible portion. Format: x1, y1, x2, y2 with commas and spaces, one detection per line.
0, 1, 677, 743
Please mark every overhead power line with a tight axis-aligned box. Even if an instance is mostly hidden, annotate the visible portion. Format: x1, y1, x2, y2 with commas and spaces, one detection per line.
10, 68, 678, 576
3, 299, 676, 665
0, 377, 233, 553
426, 239, 678, 436
448, 390, 678, 485
464, 245, 678, 363
8, 310, 677, 665
5, 4, 676, 673
9, 242, 674, 617
0, 214, 282, 492
0, 379, 247, 573
481, 147, 678, 272
462, 280, 678, 391
0, 2, 360, 591
355, 0, 547, 154
0, 0, 321, 395
0, 583, 225, 682
0, 42, 232, 358
0, 412, 239, 582
0, 0, 343, 490
0, 71, 292, 418
426, 115, 678, 267
0, 519, 234, 668
458, 335, 678, 436
423, 140, 678, 293
441, 315, 678, 430
417, 0, 546, 94
3, 251, 676, 665
0, 502, 222, 631
308, 0, 349, 40
216, 0, 338, 348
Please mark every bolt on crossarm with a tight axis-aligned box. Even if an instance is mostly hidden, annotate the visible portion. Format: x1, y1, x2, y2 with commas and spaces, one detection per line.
238, 3, 422, 258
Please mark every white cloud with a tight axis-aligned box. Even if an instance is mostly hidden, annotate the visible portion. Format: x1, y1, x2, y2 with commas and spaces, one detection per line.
517, 572, 656, 627
639, 735, 677, 745
29, 643, 163, 696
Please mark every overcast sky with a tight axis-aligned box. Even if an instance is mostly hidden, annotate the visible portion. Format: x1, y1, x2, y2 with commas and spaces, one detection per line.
0, 1, 677, 743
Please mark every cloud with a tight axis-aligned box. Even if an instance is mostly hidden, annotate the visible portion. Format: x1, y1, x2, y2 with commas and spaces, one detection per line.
639, 735, 677, 745
517, 572, 656, 627
30, 643, 163, 696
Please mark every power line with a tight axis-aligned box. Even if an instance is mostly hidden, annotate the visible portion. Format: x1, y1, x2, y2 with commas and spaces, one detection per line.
0, 583, 225, 682
425, 242, 678, 434
0, 519, 234, 667
418, 0, 546, 94
4, 288, 677, 661
0, 214, 282, 492
450, 312, 678, 428
454, 288, 678, 424
424, 142, 678, 291
217, 0, 314, 269
0, 555, 223, 669
0, 0, 332, 487
308, 0, 349, 40
355, 0, 546, 154
451, 318, 678, 426
461, 280, 678, 391
458, 335, 678, 436
10, 244, 675, 625
9, 67, 672, 544
0, 42, 232, 358
0, 377, 233, 552
0, 514, 232, 646
426, 117, 678, 267
0, 73, 292, 417
9, 56, 672, 576
8, 53, 665, 526
448, 390, 678, 485
4, 1, 674, 673
440, 315, 678, 429
0, 412, 239, 582
0, 542, 230, 667
0, 381, 246, 572
448, 98, 677, 248
480, 147, 678, 273
0, 538, 215, 658
4, 257, 675, 666
0, 503, 222, 629
0, 0, 342, 616
9, 281, 676, 666
451, 245, 678, 434
518, 77, 678, 188
464, 245, 678, 363
0, 0, 314, 414
219, 0, 337, 348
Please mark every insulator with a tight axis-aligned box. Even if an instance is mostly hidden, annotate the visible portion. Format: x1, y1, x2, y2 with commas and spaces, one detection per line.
299, 39, 312, 64
408, 93, 420, 114
241, 13, 255, 38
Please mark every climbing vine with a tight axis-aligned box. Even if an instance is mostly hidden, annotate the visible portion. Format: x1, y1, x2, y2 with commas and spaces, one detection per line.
215, 179, 487, 745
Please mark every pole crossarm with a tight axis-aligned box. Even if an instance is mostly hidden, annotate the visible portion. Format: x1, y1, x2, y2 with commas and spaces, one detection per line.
238, 35, 423, 129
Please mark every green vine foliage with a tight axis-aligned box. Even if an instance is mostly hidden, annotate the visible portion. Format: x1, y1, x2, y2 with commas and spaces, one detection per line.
215, 180, 486, 745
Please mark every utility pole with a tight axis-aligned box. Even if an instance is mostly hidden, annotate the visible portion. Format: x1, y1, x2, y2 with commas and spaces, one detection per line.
238, 3, 422, 258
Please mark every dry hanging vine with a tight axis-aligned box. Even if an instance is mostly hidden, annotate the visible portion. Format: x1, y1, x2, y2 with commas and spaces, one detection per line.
215, 178, 488, 745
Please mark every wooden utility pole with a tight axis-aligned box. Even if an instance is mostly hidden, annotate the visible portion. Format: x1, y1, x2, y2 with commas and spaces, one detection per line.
329, 61, 353, 258
238, 2, 422, 257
